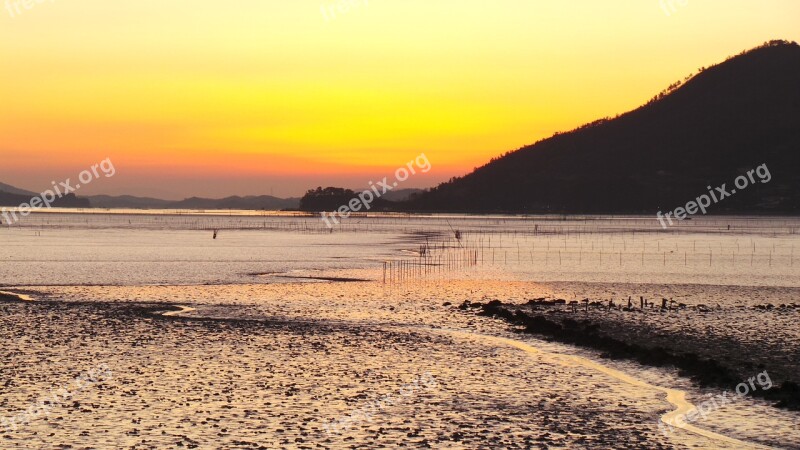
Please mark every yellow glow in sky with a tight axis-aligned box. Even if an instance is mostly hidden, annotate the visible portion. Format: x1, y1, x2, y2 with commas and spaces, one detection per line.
1, 0, 799, 198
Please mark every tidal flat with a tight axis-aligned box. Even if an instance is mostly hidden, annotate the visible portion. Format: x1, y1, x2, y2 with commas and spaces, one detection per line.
1, 212, 799, 449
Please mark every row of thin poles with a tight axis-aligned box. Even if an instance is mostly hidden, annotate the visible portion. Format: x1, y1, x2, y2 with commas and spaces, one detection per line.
6, 213, 800, 236
480, 249, 790, 267
383, 238, 481, 284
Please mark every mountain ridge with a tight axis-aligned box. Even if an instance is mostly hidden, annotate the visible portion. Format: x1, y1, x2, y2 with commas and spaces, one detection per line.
407, 40, 800, 214
0, 182, 303, 210
0, 182, 37, 197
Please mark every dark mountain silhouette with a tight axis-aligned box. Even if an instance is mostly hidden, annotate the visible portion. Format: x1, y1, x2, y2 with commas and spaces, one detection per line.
89, 195, 300, 210
0, 182, 36, 197
298, 187, 422, 212
88, 195, 172, 209
0, 181, 300, 210
0, 181, 90, 208
0, 190, 90, 208
408, 40, 800, 214
381, 188, 423, 202
169, 195, 299, 210
299, 187, 395, 212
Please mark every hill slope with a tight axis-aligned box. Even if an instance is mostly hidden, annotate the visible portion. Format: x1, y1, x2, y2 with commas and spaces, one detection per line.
88, 195, 300, 210
0, 191, 90, 208
0, 182, 300, 211
87, 195, 172, 209
0, 182, 36, 197
409, 41, 800, 214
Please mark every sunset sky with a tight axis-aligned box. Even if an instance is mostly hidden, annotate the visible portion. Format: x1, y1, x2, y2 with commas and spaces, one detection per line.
1, 0, 799, 199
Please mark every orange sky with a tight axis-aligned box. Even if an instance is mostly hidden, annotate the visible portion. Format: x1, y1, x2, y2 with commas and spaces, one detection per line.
1, 0, 799, 198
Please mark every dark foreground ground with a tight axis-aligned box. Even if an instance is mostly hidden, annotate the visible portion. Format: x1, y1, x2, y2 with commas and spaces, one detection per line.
468, 297, 800, 411
0, 293, 682, 449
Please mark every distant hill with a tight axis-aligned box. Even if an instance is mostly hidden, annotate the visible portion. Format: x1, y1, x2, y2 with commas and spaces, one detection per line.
170, 195, 300, 210
0, 182, 36, 197
88, 195, 172, 209
0, 180, 300, 211
297, 187, 422, 212
0, 181, 90, 208
88, 194, 300, 210
408, 40, 800, 214
381, 188, 423, 202
0, 191, 90, 208
299, 187, 396, 212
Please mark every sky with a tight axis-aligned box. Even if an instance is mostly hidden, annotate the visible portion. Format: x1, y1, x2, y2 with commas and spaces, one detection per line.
1, 0, 799, 199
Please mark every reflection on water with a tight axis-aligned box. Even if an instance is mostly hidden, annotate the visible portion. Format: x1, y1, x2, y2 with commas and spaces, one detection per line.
1, 212, 799, 448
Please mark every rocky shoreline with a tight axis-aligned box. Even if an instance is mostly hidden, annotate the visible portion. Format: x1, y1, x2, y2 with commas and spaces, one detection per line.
461, 298, 800, 411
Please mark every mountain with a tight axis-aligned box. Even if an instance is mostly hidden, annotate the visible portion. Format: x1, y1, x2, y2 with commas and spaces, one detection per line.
297, 187, 424, 212
0, 181, 90, 208
381, 188, 423, 202
88, 194, 300, 210
408, 40, 800, 214
88, 195, 174, 209
0, 182, 36, 197
170, 195, 300, 210
0, 191, 90, 208
299, 187, 397, 212
0, 182, 300, 210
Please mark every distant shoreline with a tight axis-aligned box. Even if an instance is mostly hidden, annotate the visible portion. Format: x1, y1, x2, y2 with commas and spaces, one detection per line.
2, 208, 800, 219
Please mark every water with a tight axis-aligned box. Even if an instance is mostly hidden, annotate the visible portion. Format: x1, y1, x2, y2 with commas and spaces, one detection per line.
1, 211, 799, 449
